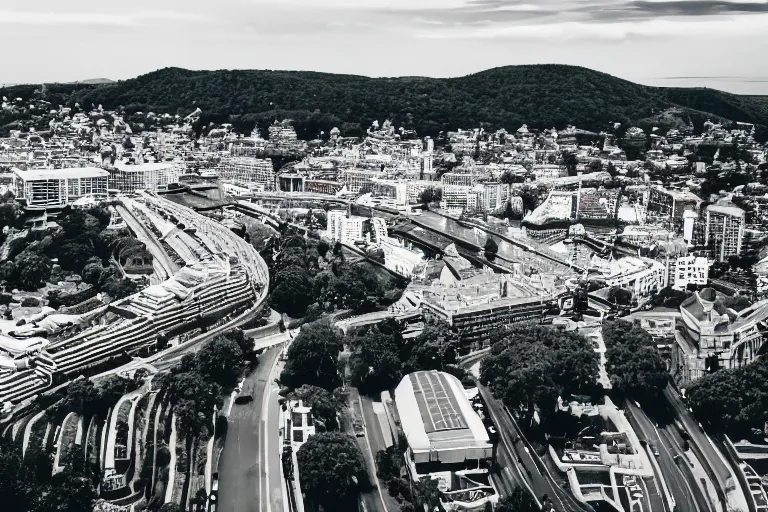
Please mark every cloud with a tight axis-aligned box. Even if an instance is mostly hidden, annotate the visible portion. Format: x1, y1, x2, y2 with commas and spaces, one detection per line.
415, 11, 768, 39
0, 9, 204, 26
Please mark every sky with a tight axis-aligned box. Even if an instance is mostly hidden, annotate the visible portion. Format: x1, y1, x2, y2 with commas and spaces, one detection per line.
2, 0, 768, 94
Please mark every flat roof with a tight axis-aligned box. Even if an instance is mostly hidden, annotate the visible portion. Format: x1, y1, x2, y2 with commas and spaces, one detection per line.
113, 161, 175, 172
14, 167, 109, 180
706, 203, 745, 217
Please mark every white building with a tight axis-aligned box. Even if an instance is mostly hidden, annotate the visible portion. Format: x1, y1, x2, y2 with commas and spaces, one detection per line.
110, 161, 179, 192
670, 256, 709, 291
14, 167, 109, 210
218, 157, 275, 192
327, 210, 365, 244
441, 184, 473, 211
285, 399, 315, 446
395, 371, 497, 511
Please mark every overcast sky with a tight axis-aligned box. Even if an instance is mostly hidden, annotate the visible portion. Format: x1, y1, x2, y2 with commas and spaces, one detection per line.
2, 0, 768, 94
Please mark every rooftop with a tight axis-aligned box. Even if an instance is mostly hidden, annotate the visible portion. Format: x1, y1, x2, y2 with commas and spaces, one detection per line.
13, 167, 109, 180
395, 371, 490, 458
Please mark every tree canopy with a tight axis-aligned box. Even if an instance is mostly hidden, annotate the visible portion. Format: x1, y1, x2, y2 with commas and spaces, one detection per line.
347, 319, 466, 396
686, 357, 768, 438
603, 320, 668, 399
289, 384, 341, 431
296, 432, 367, 509
496, 486, 540, 512
0, 438, 97, 512
15, 64, 764, 141
279, 320, 343, 391
479, 325, 599, 417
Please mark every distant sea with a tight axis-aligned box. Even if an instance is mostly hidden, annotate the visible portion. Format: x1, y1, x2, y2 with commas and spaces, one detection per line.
643, 76, 768, 96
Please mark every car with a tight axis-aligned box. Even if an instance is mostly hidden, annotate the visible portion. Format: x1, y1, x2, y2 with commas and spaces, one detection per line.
653, 448, 660, 457
234, 394, 253, 405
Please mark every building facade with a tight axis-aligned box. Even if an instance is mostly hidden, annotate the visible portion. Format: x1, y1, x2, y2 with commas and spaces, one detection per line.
110, 162, 179, 192
14, 167, 109, 209
705, 204, 745, 262
218, 157, 276, 192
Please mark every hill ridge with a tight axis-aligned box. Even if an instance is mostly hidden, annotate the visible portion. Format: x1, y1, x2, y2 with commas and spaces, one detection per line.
3, 64, 767, 140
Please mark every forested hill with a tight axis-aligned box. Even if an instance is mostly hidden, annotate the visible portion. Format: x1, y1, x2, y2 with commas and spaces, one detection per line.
6, 64, 768, 139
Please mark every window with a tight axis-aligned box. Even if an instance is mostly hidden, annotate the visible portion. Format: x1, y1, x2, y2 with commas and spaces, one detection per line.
292, 412, 303, 427
293, 430, 304, 443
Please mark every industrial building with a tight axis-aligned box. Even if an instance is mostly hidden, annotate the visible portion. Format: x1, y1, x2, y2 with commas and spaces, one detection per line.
13, 167, 109, 210
394, 370, 497, 511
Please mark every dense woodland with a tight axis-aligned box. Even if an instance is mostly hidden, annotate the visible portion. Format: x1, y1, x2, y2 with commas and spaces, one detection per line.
3, 65, 768, 139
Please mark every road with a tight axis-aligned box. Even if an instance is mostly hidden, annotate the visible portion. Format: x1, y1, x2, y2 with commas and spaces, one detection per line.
478, 385, 592, 512
350, 389, 388, 512
625, 399, 711, 512
217, 346, 282, 512
663, 384, 745, 511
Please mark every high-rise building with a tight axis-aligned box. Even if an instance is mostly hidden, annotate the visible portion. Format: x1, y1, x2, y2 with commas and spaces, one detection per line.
705, 204, 745, 262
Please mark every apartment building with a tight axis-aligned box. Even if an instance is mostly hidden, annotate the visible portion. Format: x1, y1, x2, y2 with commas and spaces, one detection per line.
441, 184, 473, 211
645, 187, 702, 227
327, 210, 365, 244
14, 167, 109, 210
705, 203, 745, 262
110, 161, 179, 192
669, 256, 709, 291
218, 157, 276, 192
441, 172, 476, 187
342, 168, 380, 194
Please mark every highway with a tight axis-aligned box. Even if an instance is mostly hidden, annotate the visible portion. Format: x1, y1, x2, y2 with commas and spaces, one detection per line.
663, 384, 746, 510
217, 346, 283, 512
625, 399, 712, 512
478, 384, 592, 512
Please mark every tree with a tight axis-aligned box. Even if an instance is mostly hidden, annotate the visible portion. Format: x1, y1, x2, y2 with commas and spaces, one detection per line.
484, 238, 499, 261
296, 433, 366, 509
607, 286, 632, 306
57, 242, 92, 273
418, 187, 441, 206
349, 325, 403, 395
405, 321, 460, 373
279, 321, 343, 391
603, 320, 668, 399
270, 265, 314, 317
12, 252, 52, 291
496, 486, 540, 512
686, 357, 768, 437
195, 336, 245, 389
